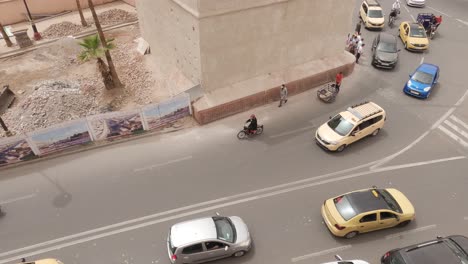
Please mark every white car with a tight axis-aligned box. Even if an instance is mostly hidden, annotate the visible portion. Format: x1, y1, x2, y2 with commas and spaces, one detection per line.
321, 255, 370, 264
406, 0, 425, 7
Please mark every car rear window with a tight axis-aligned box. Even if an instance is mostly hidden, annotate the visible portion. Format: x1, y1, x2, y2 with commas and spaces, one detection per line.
406, 242, 461, 264
334, 195, 357, 221
451, 236, 468, 254
213, 217, 236, 243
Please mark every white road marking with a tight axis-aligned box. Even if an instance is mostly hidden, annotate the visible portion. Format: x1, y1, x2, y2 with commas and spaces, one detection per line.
269, 125, 316, 138
0, 160, 380, 260
403, 5, 410, 13
420, 56, 425, 65
291, 245, 352, 262
444, 120, 468, 140
385, 225, 437, 240
133, 156, 193, 172
0, 193, 36, 205
373, 156, 466, 172
0, 156, 461, 263
457, 19, 468, 26
426, 6, 452, 18
410, 14, 416, 22
464, 217, 468, 220
438, 126, 468, 147
450, 116, 468, 131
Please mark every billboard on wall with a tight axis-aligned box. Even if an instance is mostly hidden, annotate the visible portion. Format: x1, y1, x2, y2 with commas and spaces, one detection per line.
0, 136, 37, 167
142, 94, 191, 131
28, 120, 92, 156
88, 110, 145, 141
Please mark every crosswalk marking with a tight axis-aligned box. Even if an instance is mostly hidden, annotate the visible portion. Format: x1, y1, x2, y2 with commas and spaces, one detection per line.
444, 120, 468, 140
438, 124, 468, 148
450, 115, 468, 131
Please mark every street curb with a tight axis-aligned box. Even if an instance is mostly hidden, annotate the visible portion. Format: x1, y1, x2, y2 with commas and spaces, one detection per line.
0, 119, 197, 172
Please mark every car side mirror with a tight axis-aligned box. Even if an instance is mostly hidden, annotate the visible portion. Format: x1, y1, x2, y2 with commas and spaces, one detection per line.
351, 131, 357, 136
409, 74, 412, 78
224, 246, 229, 251
215, 212, 220, 216
396, 215, 400, 221
335, 255, 343, 261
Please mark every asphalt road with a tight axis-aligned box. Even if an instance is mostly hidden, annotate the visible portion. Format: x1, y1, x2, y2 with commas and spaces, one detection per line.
1, 0, 468, 264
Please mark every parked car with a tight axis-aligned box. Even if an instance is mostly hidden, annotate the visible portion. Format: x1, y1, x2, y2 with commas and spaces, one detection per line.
403, 63, 440, 99
315, 101, 386, 152
359, 0, 385, 29
322, 255, 370, 264
399, 22, 429, 51
406, 0, 425, 7
321, 186, 415, 239
372, 33, 400, 69
18, 259, 64, 264
381, 235, 468, 264
167, 214, 252, 264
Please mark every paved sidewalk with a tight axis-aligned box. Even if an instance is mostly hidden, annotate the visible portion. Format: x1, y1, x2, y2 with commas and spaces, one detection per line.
0, 0, 136, 55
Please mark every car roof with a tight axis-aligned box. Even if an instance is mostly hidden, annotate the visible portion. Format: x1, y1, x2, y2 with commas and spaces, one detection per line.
398, 236, 468, 264
170, 217, 217, 247
344, 101, 384, 123
417, 63, 439, 74
345, 189, 391, 214
365, 0, 381, 6
379, 32, 397, 43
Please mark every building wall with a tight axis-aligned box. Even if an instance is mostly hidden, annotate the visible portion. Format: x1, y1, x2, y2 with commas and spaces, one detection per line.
0, 0, 116, 25
121, 0, 136, 6
137, 0, 201, 84
138, 0, 353, 92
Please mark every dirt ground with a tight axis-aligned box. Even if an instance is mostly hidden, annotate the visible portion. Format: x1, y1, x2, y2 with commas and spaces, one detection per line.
0, 11, 194, 137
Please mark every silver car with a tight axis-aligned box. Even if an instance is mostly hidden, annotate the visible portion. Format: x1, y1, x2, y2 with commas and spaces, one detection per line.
167, 214, 252, 264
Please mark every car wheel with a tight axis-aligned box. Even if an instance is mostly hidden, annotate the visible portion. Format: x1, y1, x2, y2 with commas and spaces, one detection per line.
397, 220, 411, 227
371, 128, 380, 136
336, 145, 346, 152
344, 231, 359, 239
233, 251, 246, 257
426, 91, 431, 99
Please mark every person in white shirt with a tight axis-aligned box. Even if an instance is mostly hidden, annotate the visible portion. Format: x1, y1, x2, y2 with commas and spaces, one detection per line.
356, 43, 365, 63
392, 0, 401, 14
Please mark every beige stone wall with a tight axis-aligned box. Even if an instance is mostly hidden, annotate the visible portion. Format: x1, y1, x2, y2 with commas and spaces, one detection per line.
0, 0, 116, 25
121, 0, 136, 6
137, 0, 201, 84
138, 0, 353, 92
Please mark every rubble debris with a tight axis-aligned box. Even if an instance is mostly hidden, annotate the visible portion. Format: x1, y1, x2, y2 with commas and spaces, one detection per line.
86, 9, 138, 26
42, 21, 84, 39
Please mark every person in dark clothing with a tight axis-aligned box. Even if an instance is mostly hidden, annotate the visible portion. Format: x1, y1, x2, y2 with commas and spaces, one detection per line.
355, 21, 362, 35
246, 114, 258, 133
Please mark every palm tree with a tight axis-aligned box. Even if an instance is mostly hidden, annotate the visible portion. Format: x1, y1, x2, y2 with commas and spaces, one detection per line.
78, 35, 115, 90
75, 0, 88, 27
0, 22, 13, 47
87, 0, 122, 88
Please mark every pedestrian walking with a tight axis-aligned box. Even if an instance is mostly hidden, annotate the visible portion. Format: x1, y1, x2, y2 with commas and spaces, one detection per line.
356, 43, 365, 63
355, 21, 362, 35
335, 71, 344, 92
278, 84, 288, 107
357, 37, 364, 50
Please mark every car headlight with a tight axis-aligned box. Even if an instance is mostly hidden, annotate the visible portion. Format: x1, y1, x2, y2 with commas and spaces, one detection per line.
407, 80, 412, 86
329, 141, 338, 145
423, 86, 431, 92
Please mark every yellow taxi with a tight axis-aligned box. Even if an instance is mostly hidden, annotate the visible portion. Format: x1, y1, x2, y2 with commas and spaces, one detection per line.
321, 187, 415, 239
399, 22, 429, 51
18, 259, 64, 264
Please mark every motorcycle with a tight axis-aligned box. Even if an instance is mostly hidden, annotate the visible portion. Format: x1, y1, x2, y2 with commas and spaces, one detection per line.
429, 24, 438, 39
237, 125, 264, 139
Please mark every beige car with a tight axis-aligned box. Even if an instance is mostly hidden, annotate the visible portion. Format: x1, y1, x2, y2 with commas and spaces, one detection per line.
359, 0, 385, 29
315, 101, 386, 152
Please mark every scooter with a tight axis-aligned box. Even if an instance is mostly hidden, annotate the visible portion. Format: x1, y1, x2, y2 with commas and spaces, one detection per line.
237, 125, 264, 139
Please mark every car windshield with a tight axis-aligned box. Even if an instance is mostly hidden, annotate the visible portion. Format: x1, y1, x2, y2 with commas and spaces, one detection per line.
376, 189, 402, 213
410, 27, 427, 37
377, 41, 397, 53
368, 10, 383, 18
214, 217, 236, 243
334, 195, 357, 221
412, 71, 433, 84
446, 239, 468, 264
327, 114, 354, 136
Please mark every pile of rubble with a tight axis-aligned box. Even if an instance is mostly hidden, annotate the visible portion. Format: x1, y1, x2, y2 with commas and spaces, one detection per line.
2, 80, 101, 134
86, 9, 138, 26
42, 21, 85, 39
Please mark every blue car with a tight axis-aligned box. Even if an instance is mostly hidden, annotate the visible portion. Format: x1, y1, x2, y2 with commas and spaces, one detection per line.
403, 63, 440, 99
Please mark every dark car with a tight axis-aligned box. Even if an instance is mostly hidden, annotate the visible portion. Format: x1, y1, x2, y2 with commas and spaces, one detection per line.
381, 235, 468, 264
371, 33, 400, 69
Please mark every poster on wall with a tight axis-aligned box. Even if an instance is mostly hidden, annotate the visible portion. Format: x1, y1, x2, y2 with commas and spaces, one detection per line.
0, 136, 37, 167
142, 94, 191, 131
29, 120, 92, 156
88, 111, 145, 141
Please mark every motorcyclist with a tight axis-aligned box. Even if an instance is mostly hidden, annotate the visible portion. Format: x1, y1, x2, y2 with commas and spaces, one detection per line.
389, 8, 397, 22
392, 0, 401, 14
245, 114, 258, 134
433, 15, 442, 28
